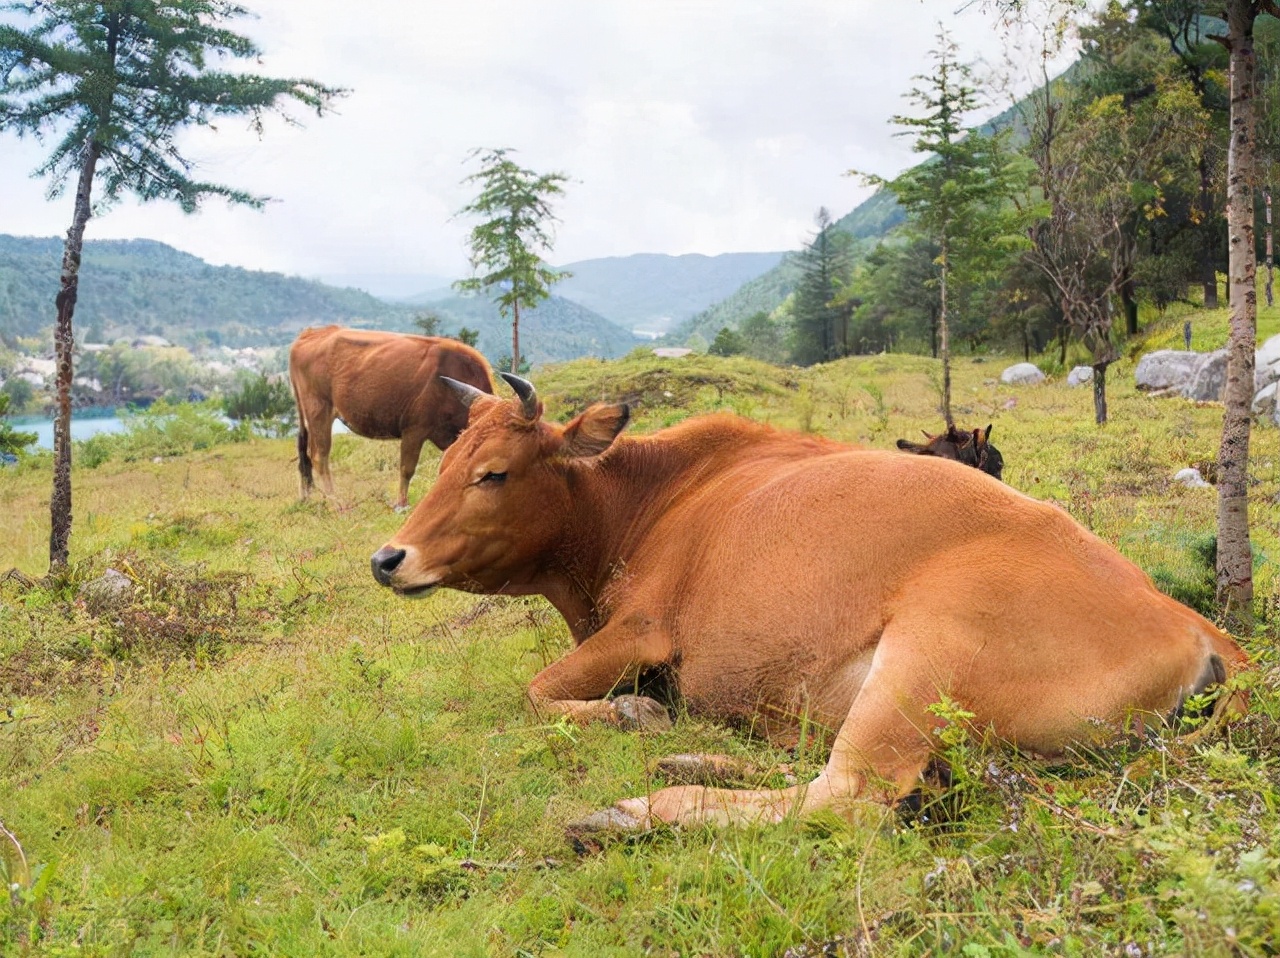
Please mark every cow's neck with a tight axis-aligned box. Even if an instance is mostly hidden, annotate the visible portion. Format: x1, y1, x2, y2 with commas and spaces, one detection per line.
539, 424, 758, 642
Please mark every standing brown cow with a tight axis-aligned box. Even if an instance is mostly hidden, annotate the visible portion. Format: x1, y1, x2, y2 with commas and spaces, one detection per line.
288, 326, 493, 508
371, 375, 1247, 836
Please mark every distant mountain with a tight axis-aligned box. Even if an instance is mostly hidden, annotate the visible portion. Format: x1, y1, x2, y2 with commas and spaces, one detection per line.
0, 235, 637, 364
0, 235, 404, 348
316, 271, 456, 300
669, 190, 905, 344
547, 251, 787, 337
417, 293, 639, 365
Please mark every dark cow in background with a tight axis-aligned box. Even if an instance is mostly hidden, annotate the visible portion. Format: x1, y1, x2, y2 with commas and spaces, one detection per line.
898, 423, 1004, 481
289, 326, 494, 508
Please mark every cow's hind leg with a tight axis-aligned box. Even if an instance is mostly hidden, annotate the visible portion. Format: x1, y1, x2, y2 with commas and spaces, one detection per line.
395, 432, 427, 511
585, 636, 937, 834
305, 406, 336, 498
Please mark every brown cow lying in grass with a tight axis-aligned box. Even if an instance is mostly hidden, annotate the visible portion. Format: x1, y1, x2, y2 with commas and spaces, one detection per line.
898, 423, 1004, 480
289, 326, 494, 508
371, 374, 1247, 838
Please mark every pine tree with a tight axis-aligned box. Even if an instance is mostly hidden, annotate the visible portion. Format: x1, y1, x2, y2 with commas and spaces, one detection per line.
856, 30, 1026, 426
454, 148, 569, 373
0, 0, 341, 570
790, 208, 855, 366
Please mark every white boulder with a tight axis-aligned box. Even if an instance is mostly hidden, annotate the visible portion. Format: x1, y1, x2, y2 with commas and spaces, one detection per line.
1135, 350, 1201, 391
1000, 362, 1045, 385
1181, 349, 1228, 402
1066, 366, 1094, 387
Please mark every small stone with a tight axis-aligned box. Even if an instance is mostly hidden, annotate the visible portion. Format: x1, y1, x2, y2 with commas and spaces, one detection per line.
1173, 468, 1211, 489
78, 568, 133, 613
564, 807, 647, 855
611, 694, 672, 731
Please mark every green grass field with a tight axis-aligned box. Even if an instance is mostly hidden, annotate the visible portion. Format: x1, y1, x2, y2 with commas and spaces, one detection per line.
3, 303, 1280, 955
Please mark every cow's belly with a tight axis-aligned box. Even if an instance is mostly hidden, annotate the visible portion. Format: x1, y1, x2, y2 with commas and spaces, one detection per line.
672, 629, 878, 740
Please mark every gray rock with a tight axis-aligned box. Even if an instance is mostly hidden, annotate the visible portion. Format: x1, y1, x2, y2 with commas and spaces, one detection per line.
1254, 382, 1278, 417
1135, 350, 1201, 391
1067, 365, 1094, 387
1256, 334, 1280, 392
1173, 467, 1211, 489
78, 568, 133, 612
1000, 362, 1046, 385
1181, 349, 1228, 402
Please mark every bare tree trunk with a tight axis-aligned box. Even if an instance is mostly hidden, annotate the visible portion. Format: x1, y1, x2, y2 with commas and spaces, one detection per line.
1216, 2, 1261, 630
511, 300, 520, 373
940, 234, 953, 429
49, 142, 101, 571
1266, 185, 1274, 307
1199, 154, 1221, 309
1121, 272, 1139, 336
1092, 361, 1108, 425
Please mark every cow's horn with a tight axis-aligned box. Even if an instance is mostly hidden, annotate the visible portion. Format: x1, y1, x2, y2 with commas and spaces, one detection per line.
440, 375, 487, 408
500, 372, 539, 419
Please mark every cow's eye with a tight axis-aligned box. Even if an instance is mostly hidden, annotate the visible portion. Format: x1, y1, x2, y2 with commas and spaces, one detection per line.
478, 471, 507, 485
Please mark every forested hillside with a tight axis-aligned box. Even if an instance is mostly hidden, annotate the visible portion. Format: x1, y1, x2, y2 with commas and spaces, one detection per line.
0, 235, 638, 364
417, 293, 639, 364
0, 235, 406, 348
669, 187, 904, 344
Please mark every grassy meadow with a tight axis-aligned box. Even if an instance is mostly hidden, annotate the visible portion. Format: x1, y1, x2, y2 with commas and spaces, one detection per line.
3, 302, 1280, 955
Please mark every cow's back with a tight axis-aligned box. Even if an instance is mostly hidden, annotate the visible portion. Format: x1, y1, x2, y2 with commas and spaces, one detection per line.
290, 327, 492, 442
621, 448, 1236, 739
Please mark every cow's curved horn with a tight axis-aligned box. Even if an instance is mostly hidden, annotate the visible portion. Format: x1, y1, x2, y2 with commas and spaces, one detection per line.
500, 372, 539, 419
440, 375, 487, 408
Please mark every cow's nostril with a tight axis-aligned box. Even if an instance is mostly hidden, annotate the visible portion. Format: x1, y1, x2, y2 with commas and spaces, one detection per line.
371, 546, 407, 585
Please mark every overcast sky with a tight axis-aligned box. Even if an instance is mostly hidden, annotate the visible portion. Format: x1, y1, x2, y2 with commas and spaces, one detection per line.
2, 1, 1076, 290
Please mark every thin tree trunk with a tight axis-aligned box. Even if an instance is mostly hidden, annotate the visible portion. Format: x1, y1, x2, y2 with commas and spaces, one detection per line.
1216, 3, 1260, 630
940, 234, 953, 429
49, 142, 101, 570
1266, 185, 1274, 307
1092, 361, 1108, 425
1199, 153, 1221, 309
1121, 272, 1139, 336
511, 300, 520, 373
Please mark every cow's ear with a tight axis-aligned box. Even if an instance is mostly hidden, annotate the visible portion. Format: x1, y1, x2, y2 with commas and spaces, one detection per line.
563, 403, 630, 458
897, 438, 926, 454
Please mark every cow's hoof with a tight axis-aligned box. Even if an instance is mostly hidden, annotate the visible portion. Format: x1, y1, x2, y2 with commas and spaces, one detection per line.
656, 753, 761, 786
611, 694, 672, 731
564, 806, 647, 855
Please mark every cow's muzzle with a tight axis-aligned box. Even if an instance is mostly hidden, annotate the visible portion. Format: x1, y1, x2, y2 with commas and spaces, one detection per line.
370, 546, 407, 586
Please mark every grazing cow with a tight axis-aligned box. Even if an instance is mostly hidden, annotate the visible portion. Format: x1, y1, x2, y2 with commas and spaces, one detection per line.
288, 326, 494, 508
371, 374, 1247, 836
897, 423, 1004, 480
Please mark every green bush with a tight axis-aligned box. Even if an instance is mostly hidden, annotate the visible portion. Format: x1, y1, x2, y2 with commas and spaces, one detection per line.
72, 401, 248, 468
221, 372, 296, 437
0, 393, 37, 457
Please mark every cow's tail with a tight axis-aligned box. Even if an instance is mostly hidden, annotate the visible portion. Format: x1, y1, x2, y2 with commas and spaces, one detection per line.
1207, 626, 1252, 721
292, 375, 313, 493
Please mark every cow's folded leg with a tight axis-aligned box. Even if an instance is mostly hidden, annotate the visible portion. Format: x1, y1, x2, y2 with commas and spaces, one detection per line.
609, 644, 936, 829
528, 623, 672, 731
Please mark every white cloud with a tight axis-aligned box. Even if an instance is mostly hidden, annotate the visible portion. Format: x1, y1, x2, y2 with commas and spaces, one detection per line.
0, 0, 1078, 281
